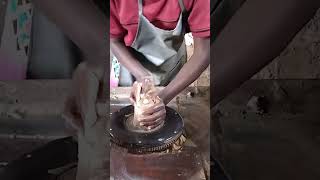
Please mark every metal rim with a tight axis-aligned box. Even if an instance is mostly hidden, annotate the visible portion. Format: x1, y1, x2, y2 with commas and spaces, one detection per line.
109, 106, 184, 153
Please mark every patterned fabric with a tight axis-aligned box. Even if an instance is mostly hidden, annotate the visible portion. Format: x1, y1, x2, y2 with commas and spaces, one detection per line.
0, 0, 33, 80
110, 55, 120, 87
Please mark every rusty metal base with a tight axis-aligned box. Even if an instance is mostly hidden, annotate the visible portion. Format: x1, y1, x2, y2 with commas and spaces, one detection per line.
110, 143, 207, 180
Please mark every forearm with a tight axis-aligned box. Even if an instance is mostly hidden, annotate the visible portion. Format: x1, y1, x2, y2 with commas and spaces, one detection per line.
111, 39, 150, 81
32, 0, 107, 68
212, 0, 320, 106
160, 38, 210, 104
32, 0, 108, 101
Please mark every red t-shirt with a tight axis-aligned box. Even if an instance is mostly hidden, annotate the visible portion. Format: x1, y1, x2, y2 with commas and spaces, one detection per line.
110, 0, 210, 46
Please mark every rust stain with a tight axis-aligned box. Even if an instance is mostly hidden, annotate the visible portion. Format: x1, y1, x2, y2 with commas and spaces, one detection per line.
110, 145, 206, 180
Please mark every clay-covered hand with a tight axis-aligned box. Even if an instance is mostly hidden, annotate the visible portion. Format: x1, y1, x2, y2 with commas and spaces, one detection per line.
129, 81, 142, 105
130, 76, 156, 105
62, 62, 104, 134
130, 77, 166, 130
136, 97, 166, 130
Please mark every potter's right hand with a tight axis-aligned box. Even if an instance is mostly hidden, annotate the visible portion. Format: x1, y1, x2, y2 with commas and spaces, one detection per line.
62, 62, 104, 135
138, 97, 166, 130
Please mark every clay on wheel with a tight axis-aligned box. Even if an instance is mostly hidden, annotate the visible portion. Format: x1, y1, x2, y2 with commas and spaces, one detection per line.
132, 79, 164, 131
125, 114, 164, 133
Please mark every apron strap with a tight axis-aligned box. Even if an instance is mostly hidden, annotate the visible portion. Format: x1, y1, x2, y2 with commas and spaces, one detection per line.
178, 0, 190, 32
138, 0, 143, 15
178, 0, 187, 14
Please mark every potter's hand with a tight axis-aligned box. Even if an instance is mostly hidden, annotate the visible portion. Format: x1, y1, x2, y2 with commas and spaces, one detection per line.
130, 81, 142, 105
129, 76, 155, 104
130, 77, 166, 130
62, 62, 104, 134
137, 97, 166, 130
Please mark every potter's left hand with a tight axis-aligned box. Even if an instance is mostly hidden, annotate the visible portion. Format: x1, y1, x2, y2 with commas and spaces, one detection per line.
129, 81, 142, 105
130, 76, 155, 104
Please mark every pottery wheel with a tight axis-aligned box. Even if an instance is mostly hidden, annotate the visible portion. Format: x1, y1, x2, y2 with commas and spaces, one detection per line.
110, 105, 184, 153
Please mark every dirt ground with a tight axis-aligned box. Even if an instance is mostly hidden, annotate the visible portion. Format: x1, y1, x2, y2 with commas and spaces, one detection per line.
213, 80, 320, 180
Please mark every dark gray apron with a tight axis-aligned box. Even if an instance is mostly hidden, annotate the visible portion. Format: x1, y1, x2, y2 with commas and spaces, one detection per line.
118, 0, 188, 86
